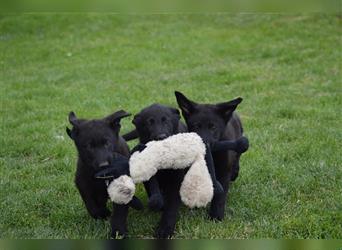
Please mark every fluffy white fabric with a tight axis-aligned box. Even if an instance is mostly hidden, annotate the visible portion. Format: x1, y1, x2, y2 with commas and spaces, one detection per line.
107, 175, 135, 205
180, 154, 213, 208
129, 132, 206, 182
107, 132, 214, 208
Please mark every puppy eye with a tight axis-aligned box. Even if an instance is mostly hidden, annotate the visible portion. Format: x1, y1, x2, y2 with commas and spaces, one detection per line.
102, 138, 113, 147
161, 116, 167, 122
148, 118, 155, 125
192, 123, 201, 129
208, 123, 216, 130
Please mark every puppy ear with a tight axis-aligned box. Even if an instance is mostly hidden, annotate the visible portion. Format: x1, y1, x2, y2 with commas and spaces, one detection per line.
67, 112, 80, 138
68, 111, 79, 127
216, 97, 243, 122
66, 127, 75, 139
132, 114, 141, 126
169, 107, 181, 120
106, 110, 131, 128
175, 91, 197, 118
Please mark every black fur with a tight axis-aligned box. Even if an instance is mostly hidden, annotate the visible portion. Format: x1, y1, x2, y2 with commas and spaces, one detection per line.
175, 91, 246, 221
123, 103, 187, 238
66, 110, 134, 237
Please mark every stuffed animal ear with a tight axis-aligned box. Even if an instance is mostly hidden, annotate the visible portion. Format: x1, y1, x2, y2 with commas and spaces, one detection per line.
175, 91, 197, 118
216, 97, 243, 122
105, 110, 131, 129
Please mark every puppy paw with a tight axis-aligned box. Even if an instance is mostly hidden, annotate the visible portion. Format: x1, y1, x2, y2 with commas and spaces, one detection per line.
129, 196, 144, 210
155, 225, 174, 239
110, 226, 127, 239
148, 194, 164, 212
208, 209, 224, 221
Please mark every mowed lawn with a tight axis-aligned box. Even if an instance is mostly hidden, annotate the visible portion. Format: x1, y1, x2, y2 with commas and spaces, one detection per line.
0, 14, 341, 239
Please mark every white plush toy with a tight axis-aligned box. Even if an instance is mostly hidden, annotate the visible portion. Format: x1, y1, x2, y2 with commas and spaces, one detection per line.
95, 132, 249, 208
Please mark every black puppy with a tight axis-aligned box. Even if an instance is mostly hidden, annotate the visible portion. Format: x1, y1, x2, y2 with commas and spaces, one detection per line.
122, 104, 187, 238
175, 91, 247, 221
66, 110, 142, 237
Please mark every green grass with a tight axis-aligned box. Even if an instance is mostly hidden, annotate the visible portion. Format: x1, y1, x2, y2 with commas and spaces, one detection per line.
0, 13, 341, 239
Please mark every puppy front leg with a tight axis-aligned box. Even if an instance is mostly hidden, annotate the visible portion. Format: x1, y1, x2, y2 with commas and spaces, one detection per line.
144, 176, 164, 211
205, 144, 224, 195
208, 170, 230, 221
230, 154, 241, 181
155, 187, 181, 239
110, 203, 129, 238
76, 179, 110, 219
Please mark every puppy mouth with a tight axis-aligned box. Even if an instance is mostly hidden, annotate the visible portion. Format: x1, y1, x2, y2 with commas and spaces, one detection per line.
99, 161, 109, 168
153, 133, 169, 141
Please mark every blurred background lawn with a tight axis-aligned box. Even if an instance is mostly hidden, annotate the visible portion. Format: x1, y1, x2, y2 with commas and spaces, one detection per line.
0, 14, 341, 239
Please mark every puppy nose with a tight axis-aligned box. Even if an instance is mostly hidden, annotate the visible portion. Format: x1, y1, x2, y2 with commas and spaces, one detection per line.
99, 161, 109, 168
156, 134, 167, 140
